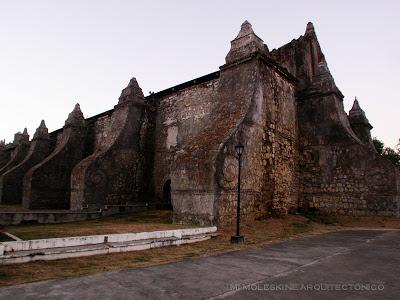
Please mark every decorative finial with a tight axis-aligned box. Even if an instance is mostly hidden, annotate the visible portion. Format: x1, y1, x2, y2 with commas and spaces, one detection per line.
34, 120, 49, 139
118, 77, 145, 104
350, 97, 361, 112
236, 20, 255, 39
13, 129, 29, 144
349, 97, 370, 127
225, 20, 268, 64
65, 103, 85, 127
305, 22, 315, 35
348, 97, 373, 141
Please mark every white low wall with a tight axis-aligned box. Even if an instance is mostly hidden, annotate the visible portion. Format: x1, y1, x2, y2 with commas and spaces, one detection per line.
0, 227, 217, 255
0, 232, 214, 265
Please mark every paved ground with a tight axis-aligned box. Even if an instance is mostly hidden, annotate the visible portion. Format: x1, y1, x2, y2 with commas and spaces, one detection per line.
0, 229, 399, 299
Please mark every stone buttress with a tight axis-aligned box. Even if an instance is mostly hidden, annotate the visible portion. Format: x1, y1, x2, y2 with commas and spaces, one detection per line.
70, 78, 153, 210
0, 121, 52, 204
169, 21, 298, 225
22, 104, 86, 209
272, 22, 400, 216
0, 129, 30, 176
0, 141, 12, 169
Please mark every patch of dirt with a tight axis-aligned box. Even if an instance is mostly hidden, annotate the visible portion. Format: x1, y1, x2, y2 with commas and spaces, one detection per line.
336, 216, 400, 229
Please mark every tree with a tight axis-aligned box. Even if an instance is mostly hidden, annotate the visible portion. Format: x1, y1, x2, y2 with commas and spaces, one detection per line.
373, 137, 400, 168
382, 147, 400, 168
372, 137, 384, 155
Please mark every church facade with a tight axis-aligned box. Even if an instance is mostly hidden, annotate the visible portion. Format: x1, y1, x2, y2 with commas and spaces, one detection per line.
1, 21, 399, 225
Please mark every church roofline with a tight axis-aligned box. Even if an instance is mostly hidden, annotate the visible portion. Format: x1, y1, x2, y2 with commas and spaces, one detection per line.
49, 70, 221, 137
148, 71, 220, 99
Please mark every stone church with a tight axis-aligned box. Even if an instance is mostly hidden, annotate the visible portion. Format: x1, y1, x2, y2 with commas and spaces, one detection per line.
0, 21, 399, 225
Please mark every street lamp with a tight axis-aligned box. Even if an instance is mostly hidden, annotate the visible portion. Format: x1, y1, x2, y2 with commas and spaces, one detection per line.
231, 142, 245, 243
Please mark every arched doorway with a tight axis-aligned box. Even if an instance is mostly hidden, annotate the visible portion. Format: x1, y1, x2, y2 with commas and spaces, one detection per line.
162, 179, 172, 210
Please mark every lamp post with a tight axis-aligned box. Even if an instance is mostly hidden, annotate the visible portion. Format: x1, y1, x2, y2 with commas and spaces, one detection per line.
231, 142, 244, 243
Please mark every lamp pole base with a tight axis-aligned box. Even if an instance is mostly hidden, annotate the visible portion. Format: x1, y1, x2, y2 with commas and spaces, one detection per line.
230, 235, 245, 244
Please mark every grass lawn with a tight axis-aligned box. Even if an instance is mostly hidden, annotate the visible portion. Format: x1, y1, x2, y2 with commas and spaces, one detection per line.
0, 204, 25, 211
0, 233, 14, 242
0, 212, 399, 287
1, 210, 191, 240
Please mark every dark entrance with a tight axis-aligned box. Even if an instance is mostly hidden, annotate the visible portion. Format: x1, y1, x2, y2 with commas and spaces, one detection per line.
162, 179, 172, 210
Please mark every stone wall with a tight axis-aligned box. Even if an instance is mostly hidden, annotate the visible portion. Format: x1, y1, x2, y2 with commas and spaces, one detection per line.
297, 91, 400, 216
92, 114, 112, 150
81, 110, 113, 158
260, 68, 298, 217
153, 77, 220, 210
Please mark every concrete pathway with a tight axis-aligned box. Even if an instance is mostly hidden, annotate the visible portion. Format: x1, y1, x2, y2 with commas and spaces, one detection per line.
0, 229, 399, 299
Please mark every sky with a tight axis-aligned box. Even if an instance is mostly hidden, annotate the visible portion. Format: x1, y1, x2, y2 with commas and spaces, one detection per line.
0, 0, 399, 148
